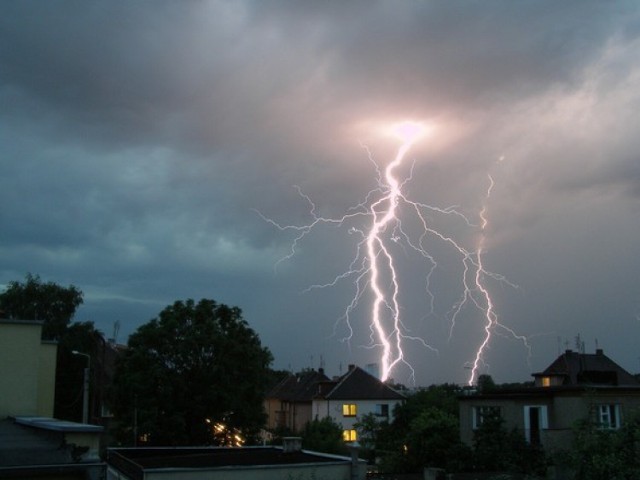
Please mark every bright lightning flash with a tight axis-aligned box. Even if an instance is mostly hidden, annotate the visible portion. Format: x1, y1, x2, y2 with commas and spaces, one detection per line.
259, 121, 529, 385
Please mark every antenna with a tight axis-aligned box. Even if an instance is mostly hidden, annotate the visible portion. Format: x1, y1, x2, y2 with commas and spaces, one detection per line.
111, 320, 120, 344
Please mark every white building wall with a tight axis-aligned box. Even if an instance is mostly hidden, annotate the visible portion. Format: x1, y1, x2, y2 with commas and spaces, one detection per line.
312, 398, 403, 432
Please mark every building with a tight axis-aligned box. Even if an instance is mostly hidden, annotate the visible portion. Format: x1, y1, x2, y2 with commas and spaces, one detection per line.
106, 440, 366, 480
265, 365, 405, 442
264, 368, 331, 433
459, 348, 640, 451
0, 319, 57, 418
0, 318, 105, 478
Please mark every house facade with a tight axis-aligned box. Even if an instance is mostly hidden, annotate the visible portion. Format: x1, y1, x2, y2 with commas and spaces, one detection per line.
265, 365, 405, 443
0, 319, 57, 418
459, 348, 640, 451
264, 369, 331, 433
0, 318, 105, 478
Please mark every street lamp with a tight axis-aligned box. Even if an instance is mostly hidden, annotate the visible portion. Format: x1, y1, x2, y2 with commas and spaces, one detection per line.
71, 350, 90, 424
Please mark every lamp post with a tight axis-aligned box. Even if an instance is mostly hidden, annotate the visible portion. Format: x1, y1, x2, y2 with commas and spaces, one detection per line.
71, 350, 90, 424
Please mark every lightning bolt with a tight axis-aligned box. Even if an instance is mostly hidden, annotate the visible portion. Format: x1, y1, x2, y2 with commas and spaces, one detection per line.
464, 174, 531, 385
259, 122, 529, 385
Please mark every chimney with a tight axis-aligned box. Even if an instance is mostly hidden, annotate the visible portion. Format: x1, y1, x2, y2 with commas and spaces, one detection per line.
282, 437, 302, 453
348, 364, 356, 371
596, 348, 604, 356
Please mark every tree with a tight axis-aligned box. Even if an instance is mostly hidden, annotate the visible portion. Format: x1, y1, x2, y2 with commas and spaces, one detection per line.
0, 273, 83, 340
374, 384, 467, 473
571, 410, 640, 480
406, 407, 471, 472
354, 412, 385, 462
111, 298, 273, 446
301, 417, 347, 455
472, 410, 546, 475
476, 374, 496, 393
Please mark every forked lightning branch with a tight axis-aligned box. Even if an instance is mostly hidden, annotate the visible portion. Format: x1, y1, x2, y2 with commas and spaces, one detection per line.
258, 121, 529, 385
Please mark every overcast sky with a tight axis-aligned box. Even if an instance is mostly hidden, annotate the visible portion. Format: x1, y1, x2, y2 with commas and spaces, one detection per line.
2, 1, 640, 385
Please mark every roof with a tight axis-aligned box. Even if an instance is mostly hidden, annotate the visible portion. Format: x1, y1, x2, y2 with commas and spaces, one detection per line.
0, 418, 76, 467
533, 349, 639, 386
0, 318, 44, 326
325, 366, 405, 401
266, 366, 405, 403
14, 416, 104, 433
266, 369, 331, 402
0, 419, 104, 476
108, 446, 356, 479
458, 384, 640, 402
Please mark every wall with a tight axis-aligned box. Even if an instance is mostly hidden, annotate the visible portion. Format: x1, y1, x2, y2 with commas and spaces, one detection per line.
148, 463, 362, 480
460, 389, 640, 452
312, 398, 402, 435
38, 341, 58, 417
0, 320, 49, 417
108, 462, 366, 480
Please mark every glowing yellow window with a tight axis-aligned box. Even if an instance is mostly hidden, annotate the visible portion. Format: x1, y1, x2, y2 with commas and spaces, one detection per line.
342, 404, 357, 417
542, 377, 551, 387
343, 429, 357, 442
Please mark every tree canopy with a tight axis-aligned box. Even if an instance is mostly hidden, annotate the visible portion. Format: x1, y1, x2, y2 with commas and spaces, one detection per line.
111, 298, 273, 446
0, 273, 83, 340
301, 417, 347, 455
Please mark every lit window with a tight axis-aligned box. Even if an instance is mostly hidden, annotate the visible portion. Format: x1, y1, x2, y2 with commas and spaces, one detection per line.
343, 429, 357, 442
472, 406, 501, 429
342, 404, 357, 417
375, 403, 389, 417
595, 404, 621, 429
542, 377, 551, 387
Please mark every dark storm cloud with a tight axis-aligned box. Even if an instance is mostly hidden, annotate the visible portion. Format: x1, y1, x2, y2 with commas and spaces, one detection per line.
1, 1, 639, 384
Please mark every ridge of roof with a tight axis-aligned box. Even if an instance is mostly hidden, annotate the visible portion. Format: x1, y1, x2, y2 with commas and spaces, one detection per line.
324, 366, 405, 400
266, 370, 331, 402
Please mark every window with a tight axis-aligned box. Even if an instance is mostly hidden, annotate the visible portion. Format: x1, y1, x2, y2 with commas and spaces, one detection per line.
472, 406, 501, 429
541, 377, 551, 387
343, 429, 357, 442
595, 404, 621, 429
375, 403, 389, 417
101, 403, 113, 418
342, 404, 357, 417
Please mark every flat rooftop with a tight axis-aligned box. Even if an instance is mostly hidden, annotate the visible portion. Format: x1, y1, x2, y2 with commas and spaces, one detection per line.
109, 446, 350, 473
15, 416, 104, 433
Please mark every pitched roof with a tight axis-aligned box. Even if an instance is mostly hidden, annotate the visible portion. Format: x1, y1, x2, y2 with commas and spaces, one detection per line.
266, 369, 331, 402
325, 366, 405, 400
533, 349, 639, 386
